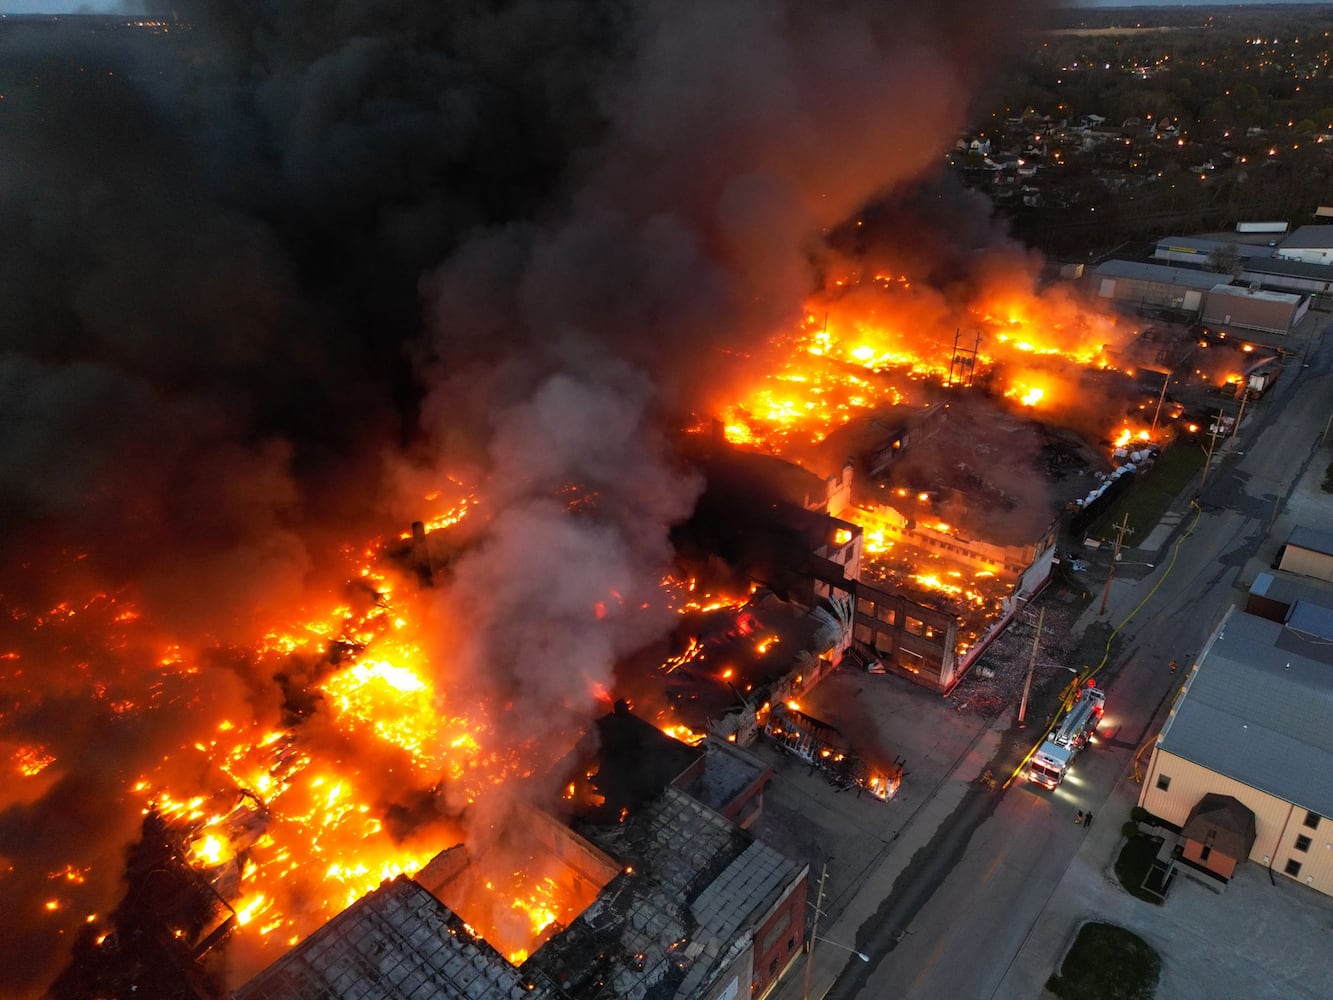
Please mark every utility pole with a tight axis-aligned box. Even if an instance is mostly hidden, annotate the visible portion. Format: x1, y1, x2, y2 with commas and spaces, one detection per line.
802, 862, 828, 1000
1099, 515, 1132, 617
1149, 369, 1170, 439
948, 329, 981, 388
1017, 607, 1046, 727
1233, 390, 1249, 438
1197, 408, 1226, 497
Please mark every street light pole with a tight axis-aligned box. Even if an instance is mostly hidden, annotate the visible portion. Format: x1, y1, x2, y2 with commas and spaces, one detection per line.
802, 862, 828, 1000
812, 937, 870, 963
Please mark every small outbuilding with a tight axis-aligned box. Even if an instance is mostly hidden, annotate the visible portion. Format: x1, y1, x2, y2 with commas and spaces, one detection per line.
1181, 793, 1257, 880
1276, 526, 1333, 582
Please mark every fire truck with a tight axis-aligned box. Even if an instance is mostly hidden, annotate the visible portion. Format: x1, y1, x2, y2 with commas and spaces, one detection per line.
1027, 682, 1105, 789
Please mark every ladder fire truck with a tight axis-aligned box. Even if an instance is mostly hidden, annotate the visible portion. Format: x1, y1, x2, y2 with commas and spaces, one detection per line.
1027, 682, 1105, 789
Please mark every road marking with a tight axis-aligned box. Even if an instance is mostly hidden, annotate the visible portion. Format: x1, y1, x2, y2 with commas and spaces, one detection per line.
910, 935, 948, 991
980, 848, 1006, 885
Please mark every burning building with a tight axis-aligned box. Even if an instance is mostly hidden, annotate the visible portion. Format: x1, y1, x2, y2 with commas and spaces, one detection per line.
235, 704, 808, 1000
681, 396, 1075, 694
1, 3, 1161, 996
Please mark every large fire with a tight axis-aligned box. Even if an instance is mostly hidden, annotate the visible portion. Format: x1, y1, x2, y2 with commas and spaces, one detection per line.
4, 498, 609, 974
715, 273, 1126, 455
6, 267, 1195, 988
5, 496, 774, 980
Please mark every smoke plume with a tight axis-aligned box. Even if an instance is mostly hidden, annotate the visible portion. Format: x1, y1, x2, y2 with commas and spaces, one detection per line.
0, 0, 1053, 993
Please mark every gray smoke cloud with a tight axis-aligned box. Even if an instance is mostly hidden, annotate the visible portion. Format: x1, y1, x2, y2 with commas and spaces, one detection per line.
0, 0, 1051, 994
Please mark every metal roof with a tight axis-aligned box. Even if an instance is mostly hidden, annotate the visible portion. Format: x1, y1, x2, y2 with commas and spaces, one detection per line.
1159, 610, 1333, 820
1286, 525, 1333, 558
1206, 283, 1304, 305
1156, 236, 1273, 259
1090, 259, 1224, 289
1241, 256, 1333, 281
1249, 571, 1333, 610
1278, 225, 1333, 250
1285, 600, 1333, 642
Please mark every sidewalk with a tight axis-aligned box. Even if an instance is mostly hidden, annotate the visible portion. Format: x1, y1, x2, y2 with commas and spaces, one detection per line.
992, 761, 1333, 1000
768, 711, 1010, 1000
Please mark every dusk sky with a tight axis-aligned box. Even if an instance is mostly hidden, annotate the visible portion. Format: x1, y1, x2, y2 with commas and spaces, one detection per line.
4, 0, 1333, 12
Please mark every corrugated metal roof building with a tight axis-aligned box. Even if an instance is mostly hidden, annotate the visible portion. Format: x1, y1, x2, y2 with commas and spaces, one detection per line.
1139, 605, 1333, 895
1276, 225, 1333, 263
1201, 283, 1308, 336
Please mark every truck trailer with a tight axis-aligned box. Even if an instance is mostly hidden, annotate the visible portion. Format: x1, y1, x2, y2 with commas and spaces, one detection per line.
1027, 683, 1105, 789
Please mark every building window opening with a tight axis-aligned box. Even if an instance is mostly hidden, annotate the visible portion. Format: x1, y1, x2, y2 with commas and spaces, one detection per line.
1296, 835, 1312, 853
1155, 774, 1171, 791
1285, 859, 1303, 878
1304, 810, 1321, 830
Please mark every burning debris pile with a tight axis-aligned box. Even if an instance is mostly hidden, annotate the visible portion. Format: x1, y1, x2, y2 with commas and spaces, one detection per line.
764, 703, 902, 800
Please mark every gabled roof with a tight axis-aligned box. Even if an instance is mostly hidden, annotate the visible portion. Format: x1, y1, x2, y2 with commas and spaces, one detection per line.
1182, 793, 1257, 859
1159, 609, 1333, 819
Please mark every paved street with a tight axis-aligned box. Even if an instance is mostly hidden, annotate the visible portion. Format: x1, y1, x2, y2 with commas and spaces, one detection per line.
773, 317, 1333, 1000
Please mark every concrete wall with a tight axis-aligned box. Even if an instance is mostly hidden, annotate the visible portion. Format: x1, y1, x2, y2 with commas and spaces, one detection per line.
852, 584, 957, 692
1139, 748, 1333, 896
1278, 544, 1333, 583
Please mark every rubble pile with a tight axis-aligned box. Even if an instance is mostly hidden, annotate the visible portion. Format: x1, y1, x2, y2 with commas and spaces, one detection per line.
948, 603, 1082, 718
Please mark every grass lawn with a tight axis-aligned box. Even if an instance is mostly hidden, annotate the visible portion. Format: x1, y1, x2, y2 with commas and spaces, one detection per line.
1047, 921, 1162, 1000
1088, 441, 1205, 543
1115, 834, 1166, 905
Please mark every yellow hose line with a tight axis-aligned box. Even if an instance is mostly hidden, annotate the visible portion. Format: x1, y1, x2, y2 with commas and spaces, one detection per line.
1001, 500, 1205, 790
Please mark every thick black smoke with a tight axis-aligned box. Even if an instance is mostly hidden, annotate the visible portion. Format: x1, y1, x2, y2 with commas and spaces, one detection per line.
0, 1, 1050, 994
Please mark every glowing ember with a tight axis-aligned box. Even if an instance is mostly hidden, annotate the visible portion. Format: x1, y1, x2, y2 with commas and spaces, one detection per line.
717, 278, 1122, 453
14, 745, 56, 777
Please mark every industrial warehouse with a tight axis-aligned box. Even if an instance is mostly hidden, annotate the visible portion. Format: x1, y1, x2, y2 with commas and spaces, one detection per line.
236, 706, 808, 1000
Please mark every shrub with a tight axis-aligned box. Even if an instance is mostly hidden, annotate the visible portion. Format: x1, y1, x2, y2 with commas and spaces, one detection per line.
1115, 834, 1166, 905
1047, 921, 1161, 1000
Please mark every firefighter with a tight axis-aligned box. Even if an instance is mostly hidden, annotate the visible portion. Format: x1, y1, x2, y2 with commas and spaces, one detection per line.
1169, 658, 1178, 673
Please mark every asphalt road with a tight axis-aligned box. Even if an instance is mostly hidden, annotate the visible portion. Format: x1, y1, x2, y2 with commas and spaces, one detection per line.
823, 321, 1333, 1000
